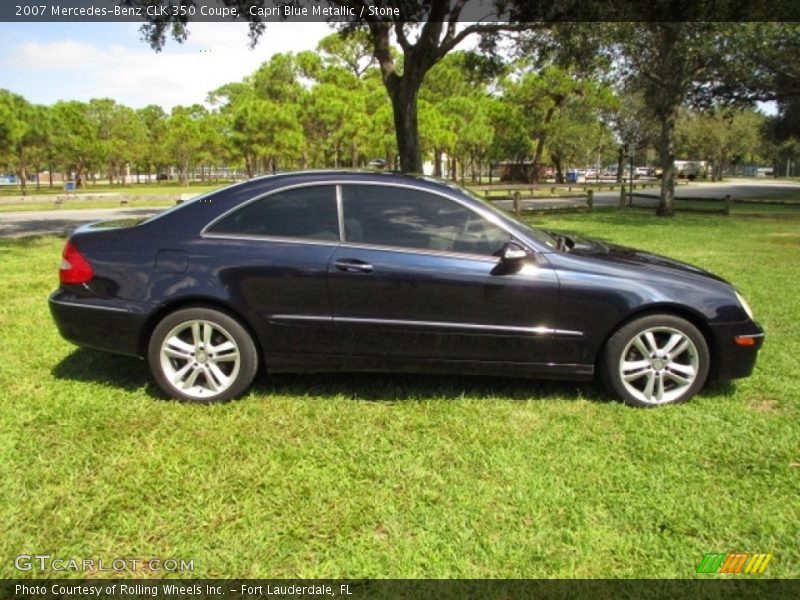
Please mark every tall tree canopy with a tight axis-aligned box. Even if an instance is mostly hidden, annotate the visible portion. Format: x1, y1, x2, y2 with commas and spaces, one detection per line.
122, 0, 533, 173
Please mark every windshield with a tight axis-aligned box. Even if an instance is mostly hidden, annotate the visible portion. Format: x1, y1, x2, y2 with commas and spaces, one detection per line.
453, 184, 560, 250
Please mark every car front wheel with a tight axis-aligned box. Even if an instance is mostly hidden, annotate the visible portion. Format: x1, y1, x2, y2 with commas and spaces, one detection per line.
602, 314, 710, 407
148, 307, 258, 403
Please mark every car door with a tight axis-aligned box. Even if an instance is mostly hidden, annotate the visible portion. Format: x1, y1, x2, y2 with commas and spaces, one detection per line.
202, 184, 339, 355
327, 184, 563, 364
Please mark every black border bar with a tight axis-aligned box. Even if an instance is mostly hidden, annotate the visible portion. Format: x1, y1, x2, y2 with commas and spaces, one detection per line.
3, 579, 800, 600
3, 0, 800, 23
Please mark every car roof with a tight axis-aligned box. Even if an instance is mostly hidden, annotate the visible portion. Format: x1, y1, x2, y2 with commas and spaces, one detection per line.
211, 169, 473, 203
144, 170, 464, 232
242, 169, 436, 188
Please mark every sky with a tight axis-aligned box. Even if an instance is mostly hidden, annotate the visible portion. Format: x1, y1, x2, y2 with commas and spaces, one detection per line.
0, 21, 776, 115
0, 21, 334, 110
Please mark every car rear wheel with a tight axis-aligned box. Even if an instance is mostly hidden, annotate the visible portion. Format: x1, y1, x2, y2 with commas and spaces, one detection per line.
602, 314, 709, 407
148, 307, 258, 403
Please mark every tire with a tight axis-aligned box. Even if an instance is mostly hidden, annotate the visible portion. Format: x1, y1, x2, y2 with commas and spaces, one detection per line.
147, 307, 258, 403
601, 314, 710, 408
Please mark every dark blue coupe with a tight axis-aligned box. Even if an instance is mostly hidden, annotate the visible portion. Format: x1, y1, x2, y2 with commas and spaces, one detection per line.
50, 171, 764, 406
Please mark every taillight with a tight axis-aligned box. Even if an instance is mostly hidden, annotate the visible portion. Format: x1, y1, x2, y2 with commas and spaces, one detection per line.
60, 241, 94, 284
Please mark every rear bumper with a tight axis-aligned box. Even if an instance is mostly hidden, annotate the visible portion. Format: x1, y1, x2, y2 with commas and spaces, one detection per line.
49, 291, 149, 357
707, 320, 765, 381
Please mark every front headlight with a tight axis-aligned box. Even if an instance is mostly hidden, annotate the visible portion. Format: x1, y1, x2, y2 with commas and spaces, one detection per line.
735, 290, 755, 320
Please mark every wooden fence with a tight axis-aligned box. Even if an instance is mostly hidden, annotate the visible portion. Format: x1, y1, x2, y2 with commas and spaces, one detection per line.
627, 192, 733, 215
627, 192, 800, 215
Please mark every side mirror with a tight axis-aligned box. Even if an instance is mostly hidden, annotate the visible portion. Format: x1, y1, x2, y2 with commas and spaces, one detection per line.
500, 241, 529, 262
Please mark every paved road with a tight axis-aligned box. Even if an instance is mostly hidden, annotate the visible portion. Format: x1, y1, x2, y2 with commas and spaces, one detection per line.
594, 180, 800, 206
0, 207, 168, 237
2, 180, 799, 237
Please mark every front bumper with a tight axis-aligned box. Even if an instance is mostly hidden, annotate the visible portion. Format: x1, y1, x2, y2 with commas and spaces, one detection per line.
49, 291, 149, 357
707, 320, 765, 381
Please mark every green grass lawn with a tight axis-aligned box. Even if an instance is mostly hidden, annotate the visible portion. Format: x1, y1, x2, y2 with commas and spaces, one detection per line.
1, 211, 798, 579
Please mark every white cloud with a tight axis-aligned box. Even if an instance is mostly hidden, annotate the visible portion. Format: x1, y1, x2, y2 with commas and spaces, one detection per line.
4, 22, 332, 109
12, 39, 98, 69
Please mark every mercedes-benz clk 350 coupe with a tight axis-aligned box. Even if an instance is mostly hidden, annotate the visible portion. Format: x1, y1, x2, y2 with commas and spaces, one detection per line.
50, 171, 764, 407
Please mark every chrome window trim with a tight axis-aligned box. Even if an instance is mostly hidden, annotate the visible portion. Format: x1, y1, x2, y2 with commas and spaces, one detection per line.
201, 232, 341, 248
335, 184, 345, 242
269, 314, 583, 338
203, 231, 501, 262
200, 179, 537, 258
201, 182, 341, 237
338, 181, 527, 254
335, 241, 500, 263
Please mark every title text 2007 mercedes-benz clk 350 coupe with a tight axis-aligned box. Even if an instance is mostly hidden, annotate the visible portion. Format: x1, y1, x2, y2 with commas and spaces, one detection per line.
50, 171, 764, 407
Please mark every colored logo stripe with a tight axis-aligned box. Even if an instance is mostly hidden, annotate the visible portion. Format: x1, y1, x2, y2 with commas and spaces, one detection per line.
697, 552, 772, 574
697, 553, 726, 573
721, 553, 749, 573
745, 553, 773, 574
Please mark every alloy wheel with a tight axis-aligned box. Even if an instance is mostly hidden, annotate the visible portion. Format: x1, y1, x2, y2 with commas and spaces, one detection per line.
159, 319, 242, 400
618, 326, 700, 405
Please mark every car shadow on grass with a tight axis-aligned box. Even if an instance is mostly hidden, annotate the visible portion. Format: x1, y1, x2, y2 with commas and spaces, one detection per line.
52, 348, 610, 404
51, 347, 154, 394
252, 371, 609, 404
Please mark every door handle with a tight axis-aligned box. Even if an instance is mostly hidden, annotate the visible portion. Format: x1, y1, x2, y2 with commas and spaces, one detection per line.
334, 259, 374, 273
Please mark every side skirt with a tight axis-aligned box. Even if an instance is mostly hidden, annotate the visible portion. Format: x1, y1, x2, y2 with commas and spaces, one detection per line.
263, 353, 595, 381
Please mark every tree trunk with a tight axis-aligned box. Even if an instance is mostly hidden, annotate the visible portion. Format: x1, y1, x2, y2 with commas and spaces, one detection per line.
553, 156, 564, 184
531, 135, 546, 182
17, 165, 28, 197
714, 156, 725, 181
616, 146, 625, 183
657, 113, 677, 217
531, 106, 557, 184
389, 82, 423, 173
434, 150, 443, 177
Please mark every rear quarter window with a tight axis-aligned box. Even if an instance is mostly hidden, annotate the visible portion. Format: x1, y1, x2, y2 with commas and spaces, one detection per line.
208, 185, 339, 241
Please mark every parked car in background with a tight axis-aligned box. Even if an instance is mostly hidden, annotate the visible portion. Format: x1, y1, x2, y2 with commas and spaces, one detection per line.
50, 171, 764, 407
602, 167, 619, 178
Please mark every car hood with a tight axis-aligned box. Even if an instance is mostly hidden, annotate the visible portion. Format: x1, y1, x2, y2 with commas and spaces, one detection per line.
557, 232, 728, 284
